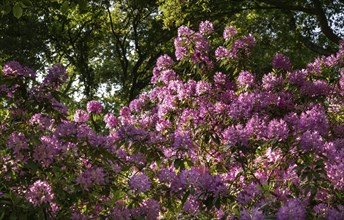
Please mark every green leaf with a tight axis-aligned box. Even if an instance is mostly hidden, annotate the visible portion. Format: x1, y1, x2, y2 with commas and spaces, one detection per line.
4, 2, 11, 15
22, 0, 33, 7
78, 0, 88, 11
310, 187, 317, 201
174, 158, 184, 170
181, 191, 190, 205
9, 213, 17, 220
60, 1, 69, 14
204, 197, 214, 210
0, 211, 5, 220
13, 3, 23, 19
214, 197, 221, 209
211, 133, 221, 145
18, 213, 27, 220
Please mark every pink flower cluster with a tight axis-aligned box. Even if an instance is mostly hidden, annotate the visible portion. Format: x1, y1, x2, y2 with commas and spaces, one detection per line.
43, 64, 67, 89
104, 113, 118, 128
174, 24, 213, 68
76, 167, 106, 190
26, 180, 54, 206
7, 132, 29, 160
272, 53, 292, 70
2, 61, 35, 78
215, 28, 256, 61
74, 109, 89, 123
86, 100, 102, 114
129, 173, 151, 193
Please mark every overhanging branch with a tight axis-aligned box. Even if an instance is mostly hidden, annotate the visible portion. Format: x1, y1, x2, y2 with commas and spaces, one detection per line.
313, 0, 341, 44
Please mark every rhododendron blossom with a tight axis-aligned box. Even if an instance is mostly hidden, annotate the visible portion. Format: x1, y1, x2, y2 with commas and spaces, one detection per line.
86, 100, 103, 114
26, 180, 54, 206
74, 109, 89, 123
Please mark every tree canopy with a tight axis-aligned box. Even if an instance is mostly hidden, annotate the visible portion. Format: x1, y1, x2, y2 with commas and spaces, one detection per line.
1, 0, 175, 107
159, 0, 344, 71
1, 0, 343, 107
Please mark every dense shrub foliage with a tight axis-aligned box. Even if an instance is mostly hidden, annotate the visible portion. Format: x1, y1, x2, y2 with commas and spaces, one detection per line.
1, 21, 344, 219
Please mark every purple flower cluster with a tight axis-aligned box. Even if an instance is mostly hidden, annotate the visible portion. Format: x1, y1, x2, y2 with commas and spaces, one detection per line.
174, 24, 213, 68
267, 119, 289, 141
199, 20, 214, 35
183, 196, 200, 214
110, 199, 159, 220
231, 34, 256, 59
30, 113, 55, 131
55, 121, 77, 138
223, 26, 237, 40
156, 54, 174, 70
262, 73, 283, 90
214, 72, 227, 85
240, 208, 265, 220
156, 119, 172, 132
272, 53, 292, 70
26, 180, 54, 206
237, 184, 260, 206
139, 199, 160, 219
339, 71, 344, 94
43, 64, 68, 88
158, 167, 177, 183
32, 135, 63, 167
170, 167, 227, 199
2, 61, 35, 78
104, 113, 118, 128
276, 199, 305, 220
86, 100, 103, 114
110, 201, 131, 220
299, 130, 324, 151
223, 124, 249, 146
215, 46, 230, 60
215, 30, 256, 61
76, 167, 106, 190
129, 173, 151, 193
74, 109, 89, 123
298, 105, 329, 135
314, 204, 344, 219
238, 71, 255, 88
300, 79, 330, 97
228, 92, 255, 119
7, 132, 29, 160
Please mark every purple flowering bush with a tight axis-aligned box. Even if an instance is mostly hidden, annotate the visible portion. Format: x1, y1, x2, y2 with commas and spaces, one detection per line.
1, 21, 344, 219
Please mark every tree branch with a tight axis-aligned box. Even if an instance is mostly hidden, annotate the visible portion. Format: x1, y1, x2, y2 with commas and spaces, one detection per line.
107, 7, 129, 89
254, 0, 316, 14
313, 0, 341, 44
298, 35, 333, 56
287, 12, 334, 56
255, 0, 341, 44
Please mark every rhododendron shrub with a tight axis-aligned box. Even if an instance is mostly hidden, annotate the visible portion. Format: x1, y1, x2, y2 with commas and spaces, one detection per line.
1, 22, 344, 219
